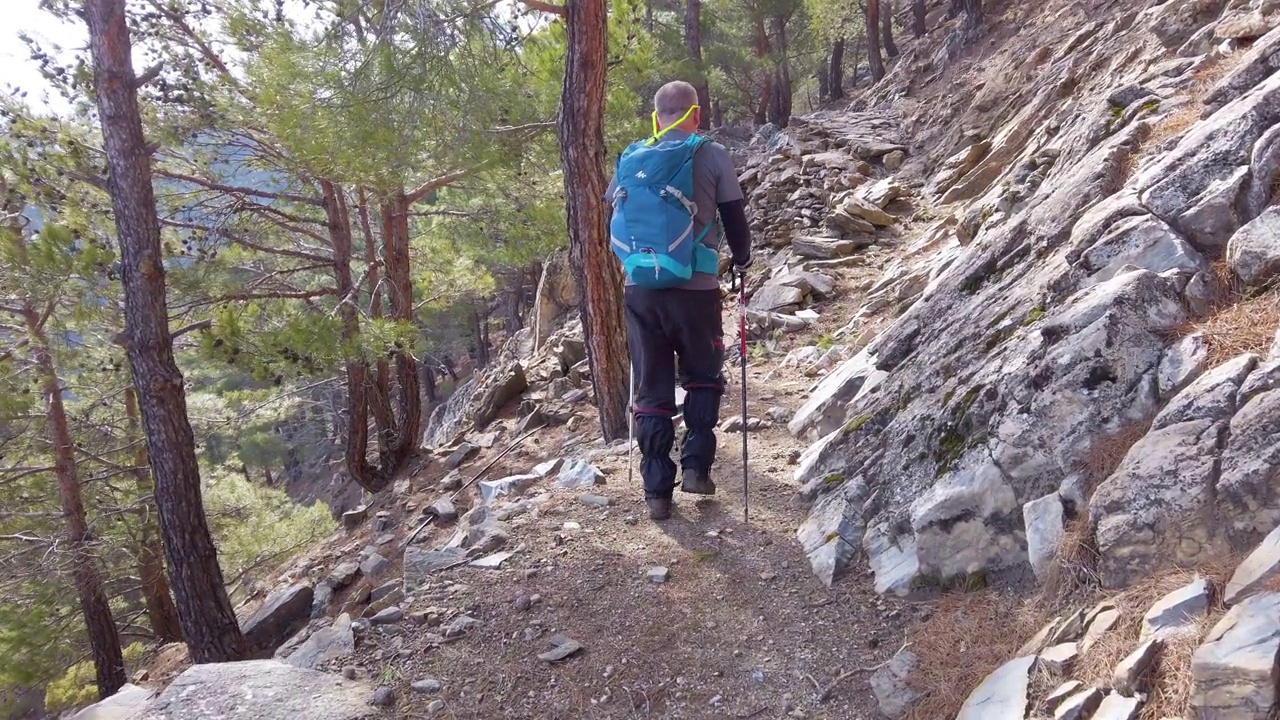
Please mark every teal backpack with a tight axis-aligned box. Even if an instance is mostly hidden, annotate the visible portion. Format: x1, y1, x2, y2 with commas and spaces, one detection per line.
609, 133, 720, 289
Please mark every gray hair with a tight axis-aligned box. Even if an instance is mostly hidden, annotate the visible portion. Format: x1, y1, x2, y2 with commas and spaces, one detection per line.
654, 81, 699, 123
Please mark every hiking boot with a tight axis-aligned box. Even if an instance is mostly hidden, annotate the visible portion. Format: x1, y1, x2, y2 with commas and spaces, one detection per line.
646, 498, 672, 521
680, 468, 717, 495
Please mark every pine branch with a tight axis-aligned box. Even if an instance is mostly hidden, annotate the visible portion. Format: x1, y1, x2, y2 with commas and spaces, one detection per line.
156, 170, 322, 206
523, 0, 567, 15
406, 166, 483, 205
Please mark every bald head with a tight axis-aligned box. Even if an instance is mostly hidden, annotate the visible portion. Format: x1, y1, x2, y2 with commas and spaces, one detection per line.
654, 81, 700, 128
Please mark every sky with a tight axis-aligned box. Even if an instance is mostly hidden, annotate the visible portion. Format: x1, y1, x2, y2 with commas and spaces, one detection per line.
1, 0, 84, 113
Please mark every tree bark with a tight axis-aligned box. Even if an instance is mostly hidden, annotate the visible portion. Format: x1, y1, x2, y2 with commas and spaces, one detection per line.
912, 0, 927, 37
753, 19, 771, 125
322, 179, 382, 493
684, 0, 711, 129
557, 0, 630, 441
380, 193, 422, 470
882, 0, 899, 57
866, 0, 886, 82
829, 38, 845, 100
124, 387, 183, 645
84, 0, 248, 664
766, 15, 792, 127
22, 305, 126, 697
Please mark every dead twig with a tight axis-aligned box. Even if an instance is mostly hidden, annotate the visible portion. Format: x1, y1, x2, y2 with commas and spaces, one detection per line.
450, 426, 541, 500
816, 640, 911, 702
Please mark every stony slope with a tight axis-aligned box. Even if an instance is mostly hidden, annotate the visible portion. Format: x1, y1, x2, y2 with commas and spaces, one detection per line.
68, 0, 1280, 718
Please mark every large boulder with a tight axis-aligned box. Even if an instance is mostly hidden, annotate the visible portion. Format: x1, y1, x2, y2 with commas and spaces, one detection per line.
71, 684, 156, 720
1226, 206, 1280, 286
139, 660, 385, 720
1190, 592, 1280, 719
471, 362, 528, 428
242, 583, 315, 657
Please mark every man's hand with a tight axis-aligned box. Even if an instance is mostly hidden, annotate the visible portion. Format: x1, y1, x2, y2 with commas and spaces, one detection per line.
733, 256, 753, 275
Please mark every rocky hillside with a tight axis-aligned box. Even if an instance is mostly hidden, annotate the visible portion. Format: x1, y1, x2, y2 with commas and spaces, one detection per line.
66, 0, 1280, 719
790, 0, 1280, 598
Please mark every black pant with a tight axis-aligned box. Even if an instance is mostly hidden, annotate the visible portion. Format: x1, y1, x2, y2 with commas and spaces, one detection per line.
623, 286, 725, 499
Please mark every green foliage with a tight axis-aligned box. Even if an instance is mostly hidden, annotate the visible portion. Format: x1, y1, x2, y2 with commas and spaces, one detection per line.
203, 465, 337, 583
43, 644, 146, 713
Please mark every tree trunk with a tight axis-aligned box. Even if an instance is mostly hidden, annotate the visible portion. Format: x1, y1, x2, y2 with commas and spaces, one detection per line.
84, 0, 248, 664
866, 0, 886, 82
753, 19, 771, 125
912, 0, 926, 37
22, 305, 126, 697
380, 193, 422, 471
882, 0, 899, 57
684, 0, 711, 129
361, 198, 395, 466
124, 388, 183, 645
829, 38, 845, 100
767, 15, 792, 127
322, 179, 381, 493
557, 0, 630, 441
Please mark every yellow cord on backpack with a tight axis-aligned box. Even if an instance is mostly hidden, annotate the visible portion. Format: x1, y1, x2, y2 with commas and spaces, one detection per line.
646, 104, 699, 145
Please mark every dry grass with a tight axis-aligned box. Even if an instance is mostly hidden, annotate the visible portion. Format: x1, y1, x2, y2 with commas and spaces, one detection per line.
903, 590, 1047, 720
1141, 615, 1214, 720
1193, 284, 1280, 366
1080, 421, 1153, 493
1040, 517, 1103, 606
1126, 51, 1250, 181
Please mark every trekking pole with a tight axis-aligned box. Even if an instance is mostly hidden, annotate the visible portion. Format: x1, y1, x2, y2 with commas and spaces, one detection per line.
627, 360, 636, 489
734, 270, 749, 523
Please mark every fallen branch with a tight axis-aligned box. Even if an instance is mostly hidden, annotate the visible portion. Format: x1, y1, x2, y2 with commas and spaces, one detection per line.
450, 426, 541, 500
815, 640, 911, 702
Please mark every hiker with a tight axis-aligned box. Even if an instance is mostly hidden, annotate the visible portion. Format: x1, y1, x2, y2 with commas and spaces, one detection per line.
606, 80, 753, 521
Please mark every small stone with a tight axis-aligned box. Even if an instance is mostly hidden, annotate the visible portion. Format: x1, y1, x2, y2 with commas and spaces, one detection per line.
411, 678, 443, 694
444, 614, 480, 638
1112, 638, 1162, 695
342, 666, 358, 680
427, 699, 446, 714
1054, 687, 1104, 720
360, 553, 391, 578
556, 459, 603, 489
342, 506, 368, 531
957, 655, 1034, 720
438, 470, 463, 491
646, 567, 670, 583
515, 595, 533, 611
870, 649, 922, 719
469, 551, 515, 569
369, 580, 400, 604
328, 562, 360, 588
578, 493, 611, 508
444, 443, 479, 471
370, 606, 404, 625
1044, 680, 1083, 712
1142, 575, 1211, 640
1039, 642, 1079, 675
1225, 523, 1280, 605
373, 511, 393, 533
538, 637, 583, 662
427, 497, 458, 524
760, 571, 777, 581
368, 686, 395, 707
1080, 606, 1121, 654
883, 149, 906, 170
1092, 692, 1142, 720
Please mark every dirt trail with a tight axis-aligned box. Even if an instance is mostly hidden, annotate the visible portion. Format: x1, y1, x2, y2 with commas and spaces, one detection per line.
346, 332, 914, 719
